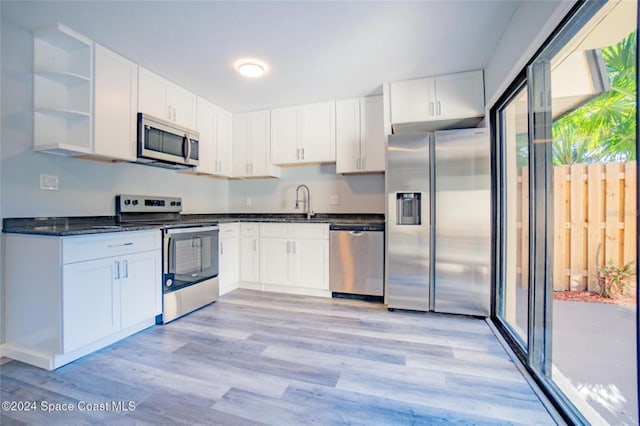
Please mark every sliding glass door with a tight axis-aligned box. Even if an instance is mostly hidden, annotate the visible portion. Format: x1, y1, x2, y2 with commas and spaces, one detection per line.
493, 1, 638, 423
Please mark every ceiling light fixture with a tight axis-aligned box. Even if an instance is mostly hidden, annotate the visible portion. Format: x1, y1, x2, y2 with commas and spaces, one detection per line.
235, 58, 268, 78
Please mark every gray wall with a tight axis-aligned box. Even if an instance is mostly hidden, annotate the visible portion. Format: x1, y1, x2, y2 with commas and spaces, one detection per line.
1, 19, 229, 218
484, 0, 575, 108
228, 165, 384, 213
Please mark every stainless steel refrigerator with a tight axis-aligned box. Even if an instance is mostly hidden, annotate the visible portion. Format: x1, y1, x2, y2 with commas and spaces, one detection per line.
385, 128, 490, 316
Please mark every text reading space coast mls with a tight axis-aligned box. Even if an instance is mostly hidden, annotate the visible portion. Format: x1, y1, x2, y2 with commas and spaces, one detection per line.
2, 400, 137, 413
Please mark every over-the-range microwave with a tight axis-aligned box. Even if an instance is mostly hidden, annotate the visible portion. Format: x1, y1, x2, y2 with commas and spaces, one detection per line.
136, 112, 199, 169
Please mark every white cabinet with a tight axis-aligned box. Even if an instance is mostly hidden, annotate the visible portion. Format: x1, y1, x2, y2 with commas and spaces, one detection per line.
259, 223, 330, 297
232, 110, 280, 178
389, 70, 484, 125
3, 230, 161, 370
119, 250, 162, 329
239, 223, 260, 288
218, 223, 240, 296
93, 44, 138, 161
336, 96, 385, 173
271, 101, 336, 165
216, 107, 233, 177
62, 257, 119, 353
194, 98, 233, 177
33, 26, 140, 160
33, 23, 93, 155
138, 66, 196, 129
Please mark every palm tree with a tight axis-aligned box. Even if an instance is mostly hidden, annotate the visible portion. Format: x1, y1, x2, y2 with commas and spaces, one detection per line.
552, 32, 636, 164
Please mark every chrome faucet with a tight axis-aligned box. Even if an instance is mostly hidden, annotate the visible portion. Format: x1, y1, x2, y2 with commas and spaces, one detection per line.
295, 184, 315, 220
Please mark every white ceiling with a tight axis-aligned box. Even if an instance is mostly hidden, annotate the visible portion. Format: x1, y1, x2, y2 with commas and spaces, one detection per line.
1, 0, 521, 113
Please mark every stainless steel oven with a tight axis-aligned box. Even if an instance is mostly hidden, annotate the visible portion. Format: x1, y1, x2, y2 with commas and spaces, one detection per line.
162, 225, 219, 323
115, 194, 219, 324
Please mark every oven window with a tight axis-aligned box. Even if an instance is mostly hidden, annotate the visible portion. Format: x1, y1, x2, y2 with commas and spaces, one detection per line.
167, 230, 218, 291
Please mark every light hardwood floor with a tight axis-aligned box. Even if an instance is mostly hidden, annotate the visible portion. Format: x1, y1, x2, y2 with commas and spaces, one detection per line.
1, 289, 557, 425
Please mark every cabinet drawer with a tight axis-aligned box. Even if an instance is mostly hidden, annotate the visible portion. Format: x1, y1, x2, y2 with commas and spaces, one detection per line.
219, 222, 240, 238
260, 223, 291, 238
294, 223, 329, 240
240, 222, 260, 237
62, 230, 161, 264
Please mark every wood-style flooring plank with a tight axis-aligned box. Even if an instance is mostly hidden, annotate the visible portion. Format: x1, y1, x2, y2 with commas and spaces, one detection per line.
0, 289, 556, 425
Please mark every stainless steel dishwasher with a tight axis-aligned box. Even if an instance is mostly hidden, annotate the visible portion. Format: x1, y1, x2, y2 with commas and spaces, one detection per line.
329, 223, 384, 297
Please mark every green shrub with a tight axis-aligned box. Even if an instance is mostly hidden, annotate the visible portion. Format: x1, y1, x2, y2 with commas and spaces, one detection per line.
597, 261, 635, 298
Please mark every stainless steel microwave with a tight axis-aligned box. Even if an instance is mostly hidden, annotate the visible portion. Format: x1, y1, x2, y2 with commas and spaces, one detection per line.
136, 113, 199, 169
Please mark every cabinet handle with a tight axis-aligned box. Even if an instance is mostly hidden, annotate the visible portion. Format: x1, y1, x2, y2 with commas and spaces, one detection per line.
292, 241, 296, 254
356, 158, 360, 170
173, 107, 177, 122
115, 260, 120, 280
168, 106, 172, 120
108, 242, 133, 248
123, 260, 128, 279
253, 239, 257, 252
362, 157, 366, 170
301, 148, 305, 160
429, 102, 435, 116
436, 101, 441, 116
286, 241, 290, 253
296, 148, 300, 160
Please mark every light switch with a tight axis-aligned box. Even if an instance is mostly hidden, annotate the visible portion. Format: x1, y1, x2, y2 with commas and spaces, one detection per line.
330, 195, 340, 206
40, 174, 59, 191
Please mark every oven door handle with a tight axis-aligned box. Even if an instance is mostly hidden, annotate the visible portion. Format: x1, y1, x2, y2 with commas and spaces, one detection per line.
166, 225, 219, 235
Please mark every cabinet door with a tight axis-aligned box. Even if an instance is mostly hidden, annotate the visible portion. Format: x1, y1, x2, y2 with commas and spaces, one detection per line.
259, 238, 291, 285
168, 82, 197, 129
62, 258, 119, 353
219, 237, 239, 293
248, 110, 271, 176
291, 239, 329, 290
300, 101, 335, 163
335, 98, 361, 173
270, 106, 299, 164
434, 70, 484, 120
361, 96, 385, 172
232, 112, 250, 177
216, 107, 233, 177
389, 77, 434, 124
138, 67, 169, 121
94, 44, 138, 161
240, 236, 260, 283
195, 97, 217, 175
120, 250, 161, 329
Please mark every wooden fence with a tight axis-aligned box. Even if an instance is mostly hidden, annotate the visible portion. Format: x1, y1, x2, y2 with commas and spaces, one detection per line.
516, 162, 637, 292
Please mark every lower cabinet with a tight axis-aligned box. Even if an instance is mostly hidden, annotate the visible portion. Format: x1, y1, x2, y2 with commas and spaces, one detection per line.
259, 223, 330, 297
239, 223, 260, 289
3, 230, 161, 370
219, 223, 240, 296
62, 257, 120, 353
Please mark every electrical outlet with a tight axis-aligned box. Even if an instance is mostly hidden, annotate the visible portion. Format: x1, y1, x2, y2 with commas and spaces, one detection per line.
40, 174, 59, 191
330, 195, 340, 206
245, 196, 252, 207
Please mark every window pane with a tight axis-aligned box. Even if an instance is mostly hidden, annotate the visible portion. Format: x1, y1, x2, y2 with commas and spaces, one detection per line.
499, 85, 529, 346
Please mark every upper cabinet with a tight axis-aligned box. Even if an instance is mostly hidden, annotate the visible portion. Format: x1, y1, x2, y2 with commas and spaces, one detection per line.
336, 96, 385, 174
93, 44, 138, 161
33, 25, 138, 161
33, 24, 93, 155
389, 70, 484, 129
138, 67, 196, 130
271, 101, 336, 165
232, 110, 280, 178
194, 97, 233, 177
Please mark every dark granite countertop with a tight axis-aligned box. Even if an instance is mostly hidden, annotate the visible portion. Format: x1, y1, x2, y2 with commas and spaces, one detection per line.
3, 213, 384, 236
